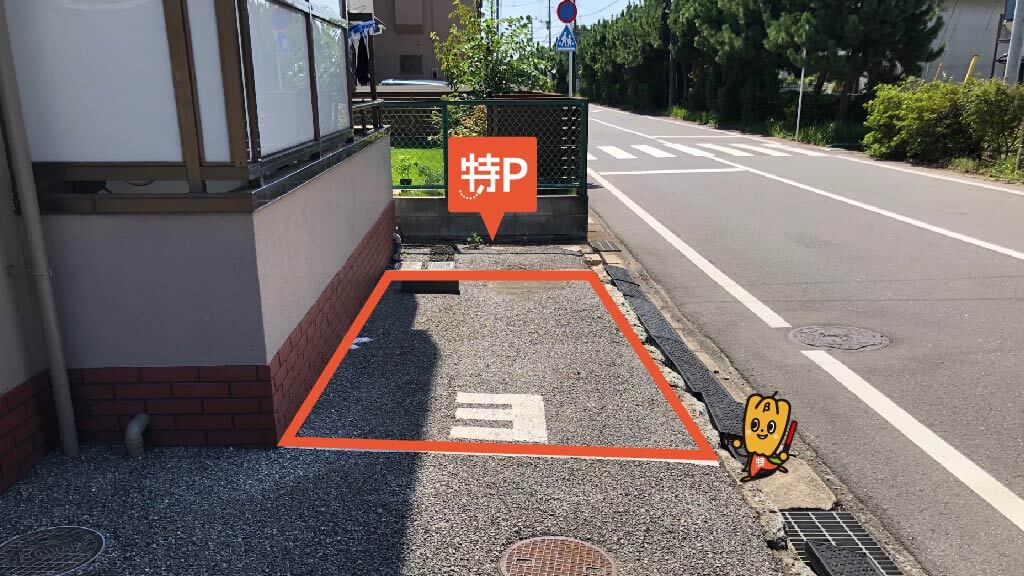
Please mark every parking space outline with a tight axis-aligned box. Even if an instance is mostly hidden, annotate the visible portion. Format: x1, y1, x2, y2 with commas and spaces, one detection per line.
279, 269, 719, 464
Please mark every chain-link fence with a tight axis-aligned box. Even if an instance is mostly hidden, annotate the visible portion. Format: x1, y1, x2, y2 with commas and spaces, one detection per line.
383, 98, 588, 196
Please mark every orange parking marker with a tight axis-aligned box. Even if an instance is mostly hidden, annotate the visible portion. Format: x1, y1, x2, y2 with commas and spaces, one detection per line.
279, 269, 718, 464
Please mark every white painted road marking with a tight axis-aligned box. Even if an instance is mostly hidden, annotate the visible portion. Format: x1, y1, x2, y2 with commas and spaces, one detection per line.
631, 144, 675, 158
708, 156, 1024, 264
833, 155, 1024, 198
663, 142, 716, 158
587, 168, 791, 328
597, 117, 1024, 264
450, 392, 548, 443
587, 152, 597, 161
598, 145, 637, 160
761, 142, 828, 157
803, 350, 1024, 532
697, 143, 754, 157
599, 168, 745, 176
730, 143, 791, 157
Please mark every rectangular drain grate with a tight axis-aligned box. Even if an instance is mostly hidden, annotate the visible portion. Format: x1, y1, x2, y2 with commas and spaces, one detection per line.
590, 240, 620, 252
781, 510, 902, 576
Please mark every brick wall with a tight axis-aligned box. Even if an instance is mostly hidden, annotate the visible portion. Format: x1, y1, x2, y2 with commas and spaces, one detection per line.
270, 201, 395, 435
65, 201, 395, 447
0, 372, 56, 493
69, 365, 275, 447
0, 202, 393, 496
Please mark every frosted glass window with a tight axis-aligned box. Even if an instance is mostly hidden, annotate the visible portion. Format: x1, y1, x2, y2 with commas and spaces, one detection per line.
6, 0, 182, 162
312, 19, 351, 135
247, 0, 315, 155
188, 0, 231, 163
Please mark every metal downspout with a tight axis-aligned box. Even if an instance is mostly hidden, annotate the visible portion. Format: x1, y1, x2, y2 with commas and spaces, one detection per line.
0, 0, 79, 457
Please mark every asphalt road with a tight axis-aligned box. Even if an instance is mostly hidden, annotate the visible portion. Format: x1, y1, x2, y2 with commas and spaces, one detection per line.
587, 106, 1024, 576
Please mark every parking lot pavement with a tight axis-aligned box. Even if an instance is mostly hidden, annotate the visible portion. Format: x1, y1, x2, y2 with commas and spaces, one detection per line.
0, 248, 783, 575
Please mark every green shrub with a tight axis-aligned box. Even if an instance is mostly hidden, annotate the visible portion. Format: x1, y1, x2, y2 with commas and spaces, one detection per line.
865, 80, 986, 163
864, 82, 912, 158
961, 79, 1024, 159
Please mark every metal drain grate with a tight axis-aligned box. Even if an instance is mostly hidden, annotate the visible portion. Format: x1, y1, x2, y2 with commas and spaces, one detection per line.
498, 536, 618, 576
781, 511, 901, 576
0, 526, 105, 576
589, 240, 620, 253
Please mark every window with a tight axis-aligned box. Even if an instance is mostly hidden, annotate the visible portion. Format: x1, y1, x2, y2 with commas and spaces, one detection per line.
312, 18, 351, 135
400, 55, 424, 76
247, 0, 315, 155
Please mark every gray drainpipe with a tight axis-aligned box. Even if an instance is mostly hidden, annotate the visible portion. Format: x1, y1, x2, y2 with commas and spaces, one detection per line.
0, 1, 79, 457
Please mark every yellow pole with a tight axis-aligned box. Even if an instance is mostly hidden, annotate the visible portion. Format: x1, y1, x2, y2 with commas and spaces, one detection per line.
964, 55, 979, 84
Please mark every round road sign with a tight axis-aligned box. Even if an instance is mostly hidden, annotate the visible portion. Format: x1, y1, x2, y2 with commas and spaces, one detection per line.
557, 0, 577, 24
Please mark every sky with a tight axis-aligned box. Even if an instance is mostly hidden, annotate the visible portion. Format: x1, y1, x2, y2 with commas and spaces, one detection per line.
490, 0, 636, 46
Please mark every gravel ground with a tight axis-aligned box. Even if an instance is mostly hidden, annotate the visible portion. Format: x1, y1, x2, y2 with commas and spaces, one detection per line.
299, 264, 697, 450
0, 247, 782, 575
0, 445, 780, 575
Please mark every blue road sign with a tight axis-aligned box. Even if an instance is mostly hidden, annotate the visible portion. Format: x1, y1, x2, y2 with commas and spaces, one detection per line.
557, 0, 577, 24
554, 25, 577, 52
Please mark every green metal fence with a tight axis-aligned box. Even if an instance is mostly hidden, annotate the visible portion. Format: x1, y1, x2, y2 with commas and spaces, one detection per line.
383, 98, 589, 196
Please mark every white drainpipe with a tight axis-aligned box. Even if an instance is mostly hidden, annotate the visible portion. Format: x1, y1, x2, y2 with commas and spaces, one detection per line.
0, 0, 79, 457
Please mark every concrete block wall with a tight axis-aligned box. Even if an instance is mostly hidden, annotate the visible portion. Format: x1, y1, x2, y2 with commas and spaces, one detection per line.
396, 195, 588, 243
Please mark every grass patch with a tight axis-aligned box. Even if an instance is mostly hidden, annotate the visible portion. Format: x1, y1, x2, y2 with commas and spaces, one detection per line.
391, 148, 444, 187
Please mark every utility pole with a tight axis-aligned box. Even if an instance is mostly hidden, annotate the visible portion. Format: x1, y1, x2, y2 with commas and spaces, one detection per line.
1005, 0, 1024, 83
548, 0, 552, 48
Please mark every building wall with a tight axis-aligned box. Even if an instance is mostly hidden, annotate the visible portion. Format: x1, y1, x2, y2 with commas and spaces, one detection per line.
254, 136, 395, 435
371, 0, 473, 81
0, 115, 54, 494
41, 213, 266, 368
925, 0, 1003, 81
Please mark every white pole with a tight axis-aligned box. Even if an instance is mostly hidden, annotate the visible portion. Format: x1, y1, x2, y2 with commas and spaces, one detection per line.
1006, 0, 1024, 83
569, 51, 574, 96
796, 48, 806, 140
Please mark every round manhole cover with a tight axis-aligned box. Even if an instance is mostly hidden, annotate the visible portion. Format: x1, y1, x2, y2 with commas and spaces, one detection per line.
499, 536, 618, 576
0, 527, 105, 576
789, 326, 890, 351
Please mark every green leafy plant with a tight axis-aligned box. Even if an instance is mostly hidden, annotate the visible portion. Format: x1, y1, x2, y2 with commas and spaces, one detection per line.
466, 232, 484, 248
393, 154, 417, 183
432, 1, 550, 97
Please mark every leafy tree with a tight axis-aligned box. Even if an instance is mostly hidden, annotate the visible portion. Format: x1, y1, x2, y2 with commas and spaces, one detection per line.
431, 0, 550, 96
767, 0, 944, 120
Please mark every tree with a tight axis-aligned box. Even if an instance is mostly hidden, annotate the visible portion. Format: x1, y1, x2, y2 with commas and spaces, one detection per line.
767, 0, 944, 120
431, 0, 550, 97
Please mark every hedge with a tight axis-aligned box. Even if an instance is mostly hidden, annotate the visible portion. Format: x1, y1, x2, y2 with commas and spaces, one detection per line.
864, 79, 1024, 164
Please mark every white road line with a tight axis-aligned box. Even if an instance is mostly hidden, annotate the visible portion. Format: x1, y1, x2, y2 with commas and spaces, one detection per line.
599, 168, 745, 175
587, 153, 597, 161
450, 392, 548, 443
598, 145, 637, 160
653, 135, 740, 139
663, 142, 716, 158
730, 143, 791, 157
697, 143, 755, 157
596, 117, 1024, 264
709, 157, 1024, 263
587, 168, 791, 328
761, 142, 828, 157
833, 155, 1024, 198
631, 144, 675, 158
803, 350, 1024, 533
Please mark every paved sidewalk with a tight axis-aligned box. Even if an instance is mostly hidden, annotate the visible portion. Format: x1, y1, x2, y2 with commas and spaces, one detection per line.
0, 247, 782, 575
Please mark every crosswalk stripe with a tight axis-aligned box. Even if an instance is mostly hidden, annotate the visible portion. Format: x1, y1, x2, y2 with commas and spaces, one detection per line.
762, 142, 828, 157
598, 146, 636, 160
662, 142, 715, 157
697, 143, 754, 157
630, 144, 675, 158
587, 153, 597, 161
730, 143, 791, 157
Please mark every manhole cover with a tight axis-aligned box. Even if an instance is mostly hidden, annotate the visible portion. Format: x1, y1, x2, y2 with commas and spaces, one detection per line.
788, 326, 889, 352
498, 536, 617, 576
0, 527, 105, 576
